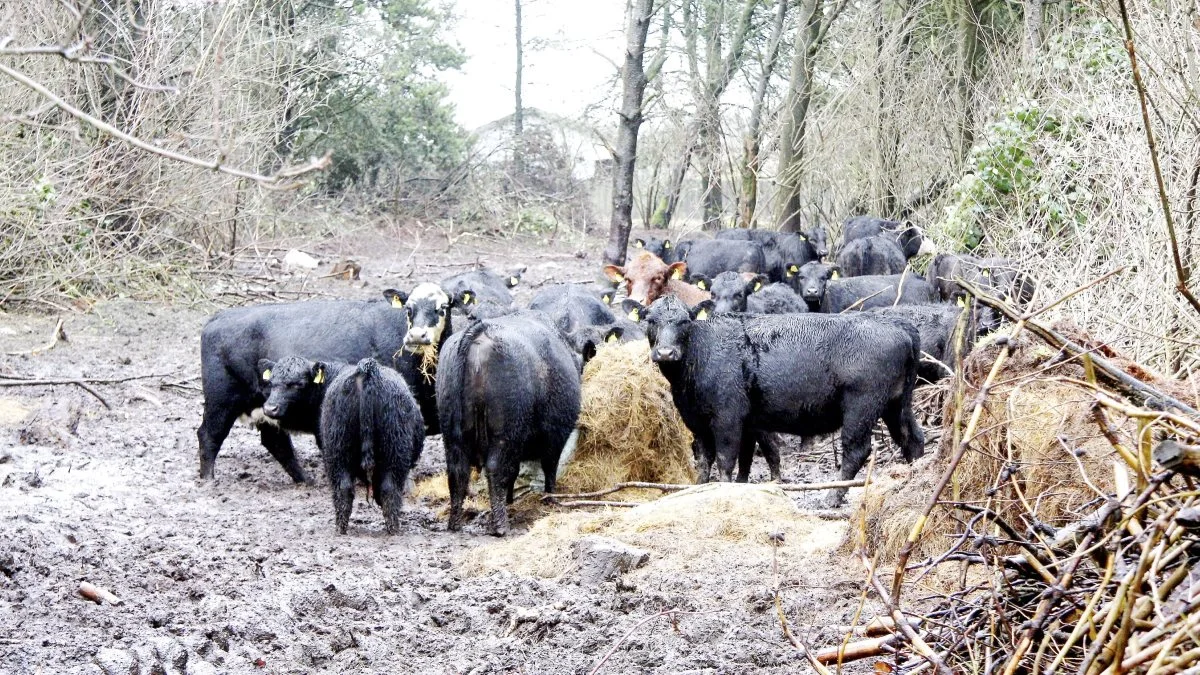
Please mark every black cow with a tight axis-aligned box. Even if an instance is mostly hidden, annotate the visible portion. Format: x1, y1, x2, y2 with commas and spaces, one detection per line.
792, 262, 937, 313
638, 296, 924, 505
928, 253, 1035, 306
631, 236, 680, 263
747, 283, 809, 315
843, 216, 930, 259
437, 314, 583, 535
196, 287, 461, 482
529, 284, 617, 334
717, 227, 828, 281
679, 239, 766, 280
694, 272, 768, 314
441, 267, 523, 308
319, 358, 425, 535
868, 304, 976, 383
837, 235, 907, 277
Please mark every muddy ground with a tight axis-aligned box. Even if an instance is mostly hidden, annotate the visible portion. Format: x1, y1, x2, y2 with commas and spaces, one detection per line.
0, 226, 922, 674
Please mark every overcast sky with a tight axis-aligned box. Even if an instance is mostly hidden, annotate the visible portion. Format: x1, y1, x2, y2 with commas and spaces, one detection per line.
443, 0, 628, 131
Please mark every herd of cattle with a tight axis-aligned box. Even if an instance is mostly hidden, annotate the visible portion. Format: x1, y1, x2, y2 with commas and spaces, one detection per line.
195, 216, 1034, 535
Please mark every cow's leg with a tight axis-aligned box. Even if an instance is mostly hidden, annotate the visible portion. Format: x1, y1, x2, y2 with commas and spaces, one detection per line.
826, 404, 879, 507
883, 398, 926, 463
258, 425, 309, 484
379, 469, 403, 535
735, 430, 757, 483
485, 453, 518, 536
330, 462, 354, 535
756, 432, 783, 482
692, 431, 716, 484
712, 422, 744, 482
196, 398, 245, 480
445, 443, 471, 532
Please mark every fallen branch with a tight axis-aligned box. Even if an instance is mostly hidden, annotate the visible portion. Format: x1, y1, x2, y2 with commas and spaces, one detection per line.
3, 317, 66, 356
548, 479, 867, 502
959, 278, 1200, 419
548, 500, 643, 508
0, 372, 175, 410
814, 634, 899, 664
587, 608, 720, 675
78, 581, 122, 606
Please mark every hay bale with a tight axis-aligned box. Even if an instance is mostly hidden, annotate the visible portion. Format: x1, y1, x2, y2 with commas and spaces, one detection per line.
557, 340, 695, 496
462, 483, 845, 579
855, 330, 1123, 563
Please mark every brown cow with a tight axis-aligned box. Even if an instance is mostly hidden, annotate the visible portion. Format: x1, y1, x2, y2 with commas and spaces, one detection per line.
604, 251, 710, 307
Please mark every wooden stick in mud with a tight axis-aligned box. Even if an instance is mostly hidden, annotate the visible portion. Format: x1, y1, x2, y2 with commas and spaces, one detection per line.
814, 634, 900, 664
3, 317, 66, 356
547, 479, 867, 501
78, 581, 123, 605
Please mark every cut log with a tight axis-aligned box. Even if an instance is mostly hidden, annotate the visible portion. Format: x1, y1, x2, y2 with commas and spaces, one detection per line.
1154, 440, 1200, 477
815, 635, 900, 664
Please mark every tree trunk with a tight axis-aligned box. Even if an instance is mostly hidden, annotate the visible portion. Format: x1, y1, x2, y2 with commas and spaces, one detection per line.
777, 0, 824, 233
957, 0, 983, 164
1023, 0, 1043, 64
604, 0, 658, 266
739, 0, 789, 229
659, 132, 699, 231
513, 0, 525, 180
699, 104, 723, 230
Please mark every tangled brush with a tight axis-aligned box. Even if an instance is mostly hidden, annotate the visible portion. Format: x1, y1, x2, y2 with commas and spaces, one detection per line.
556, 340, 696, 497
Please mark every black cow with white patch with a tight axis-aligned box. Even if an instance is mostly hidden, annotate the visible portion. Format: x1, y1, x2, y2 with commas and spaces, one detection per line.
791, 262, 938, 313
637, 296, 924, 505
319, 358, 425, 535
837, 234, 907, 277
437, 314, 584, 535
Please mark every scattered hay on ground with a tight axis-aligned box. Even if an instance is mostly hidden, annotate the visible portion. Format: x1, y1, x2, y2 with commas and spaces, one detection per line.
557, 340, 695, 499
462, 483, 845, 579
854, 328, 1125, 563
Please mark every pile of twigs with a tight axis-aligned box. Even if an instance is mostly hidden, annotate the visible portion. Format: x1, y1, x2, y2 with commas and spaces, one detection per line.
841, 277, 1200, 674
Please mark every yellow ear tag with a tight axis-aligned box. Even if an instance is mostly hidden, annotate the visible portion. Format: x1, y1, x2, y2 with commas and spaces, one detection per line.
634, 240, 644, 248
614, 273, 625, 282
602, 293, 613, 305
831, 271, 840, 280
313, 368, 325, 384
696, 280, 708, 290
262, 369, 272, 381
509, 276, 520, 286
605, 332, 619, 343
463, 292, 474, 304
628, 308, 640, 321
798, 235, 807, 241
956, 296, 965, 307
754, 282, 763, 292
982, 270, 991, 277
390, 296, 404, 308
695, 308, 709, 320
664, 241, 672, 249
788, 265, 799, 274
671, 268, 684, 280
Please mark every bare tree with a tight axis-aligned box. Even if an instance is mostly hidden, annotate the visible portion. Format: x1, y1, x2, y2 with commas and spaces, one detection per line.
738, 0, 789, 229
776, 0, 848, 232
604, 0, 670, 265
1023, 0, 1043, 64
659, 0, 760, 230
514, 0, 525, 179
957, 0, 984, 162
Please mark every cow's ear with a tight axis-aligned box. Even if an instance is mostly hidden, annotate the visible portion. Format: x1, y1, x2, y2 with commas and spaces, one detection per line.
694, 275, 711, 291
603, 265, 626, 283
691, 300, 716, 321
633, 238, 645, 248
663, 239, 672, 250
600, 291, 614, 305
749, 275, 767, 293
981, 269, 991, 277
621, 299, 645, 322
786, 264, 800, 278
383, 289, 408, 308
762, 237, 777, 250
668, 262, 688, 281
603, 325, 624, 343
258, 359, 274, 382
454, 289, 476, 307
311, 362, 326, 385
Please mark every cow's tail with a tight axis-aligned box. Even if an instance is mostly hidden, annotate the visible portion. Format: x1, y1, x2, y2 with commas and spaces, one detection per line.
438, 320, 488, 451
356, 358, 380, 475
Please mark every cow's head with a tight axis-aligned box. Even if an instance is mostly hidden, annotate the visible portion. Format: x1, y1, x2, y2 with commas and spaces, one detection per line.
565, 324, 626, 371
701, 271, 765, 314
791, 262, 840, 306
802, 226, 830, 259
624, 295, 714, 363
257, 356, 328, 421
383, 283, 471, 349
632, 236, 672, 261
604, 251, 688, 306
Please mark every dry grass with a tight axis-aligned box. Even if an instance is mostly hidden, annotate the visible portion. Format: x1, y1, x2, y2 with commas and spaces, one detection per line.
460, 483, 846, 579
557, 340, 696, 497
854, 329, 1126, 562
